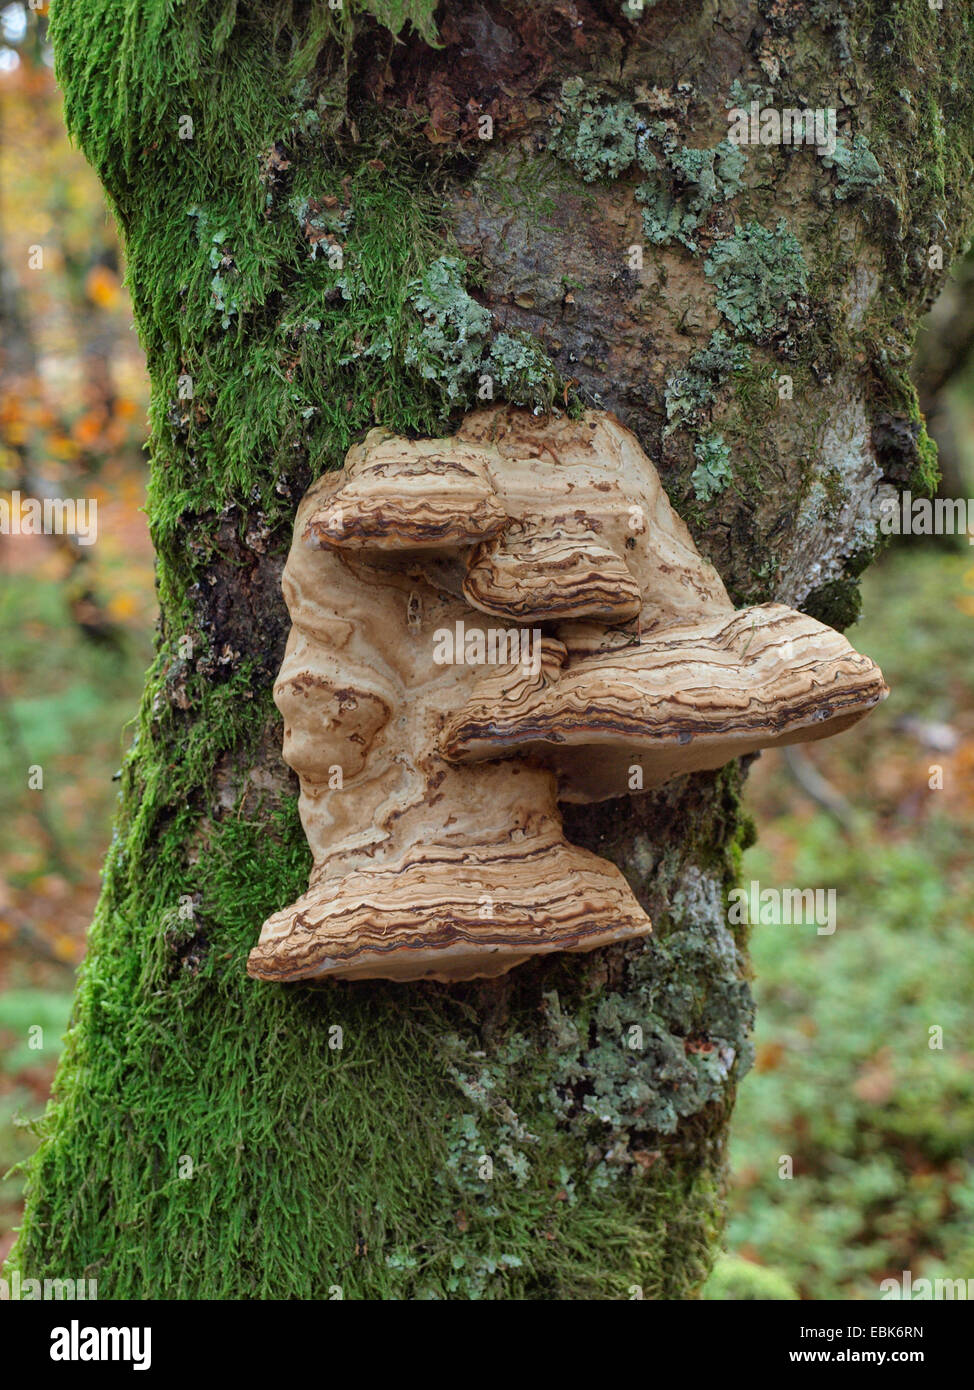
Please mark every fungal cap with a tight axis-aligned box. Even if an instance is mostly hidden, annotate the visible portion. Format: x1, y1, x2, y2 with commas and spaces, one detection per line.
247, 833, 652, 984
304, 430, 507, 551
439, 603, 889, 802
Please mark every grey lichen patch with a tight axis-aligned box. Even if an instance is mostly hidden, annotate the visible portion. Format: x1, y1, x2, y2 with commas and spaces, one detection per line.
638, 140, 748, 253
485, 331, 566, 409
842, 263, 881, 330
545, 78, 742, 264
822, 134, 884, 200
774, 390, 887, 608
629, 833, 658, 880
418, 862, 753, 1212
546, 78, 647, 184
439, 1031, 539, 1192
664, 330, 750, 435
363, 255, 565, 414
704, 220, 809, 343
547, 78, 748, 255
543, 878, 752, 1179
401, 255, 492, 400
547, 73, 750, 279
667, 141, 748, 207
691, 434, 734, 502
670, 865, 739, 970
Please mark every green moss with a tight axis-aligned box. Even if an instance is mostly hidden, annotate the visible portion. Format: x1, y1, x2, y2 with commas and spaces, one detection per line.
914, 423, 940, 494
869, 362, 942, 496
704, 221, 809, 342
48, 0, 559, 562
801, 576, 864, 632
356, 0, 439, 45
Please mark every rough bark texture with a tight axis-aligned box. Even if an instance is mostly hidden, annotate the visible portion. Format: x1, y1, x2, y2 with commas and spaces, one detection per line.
9, 0, 974, 1298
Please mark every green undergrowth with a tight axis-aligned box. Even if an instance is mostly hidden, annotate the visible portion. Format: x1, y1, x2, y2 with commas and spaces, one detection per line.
728, 813, 974, 1299
722, 546, 974, 1298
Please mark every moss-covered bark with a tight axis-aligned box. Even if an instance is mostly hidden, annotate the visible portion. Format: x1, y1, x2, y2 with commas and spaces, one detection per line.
9, 0, 974, 1298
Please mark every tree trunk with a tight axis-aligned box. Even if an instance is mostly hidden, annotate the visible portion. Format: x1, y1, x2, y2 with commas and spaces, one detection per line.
912, 248, 974, 500
11, 0, 974, 1299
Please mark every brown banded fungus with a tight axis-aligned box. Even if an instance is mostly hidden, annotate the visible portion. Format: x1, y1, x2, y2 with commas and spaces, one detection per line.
248, 408, 887, 985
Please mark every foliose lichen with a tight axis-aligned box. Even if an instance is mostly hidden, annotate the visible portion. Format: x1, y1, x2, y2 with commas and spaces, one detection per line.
638, 140, 748, 252
703, 220, 809, 341
547, 80, 748, 255
546, 78, 648, 183
691, 434, 734, 502
664, 330, 751, 436
401, 255, 493, 398
344, 255, 565, 413
821, 134, 884, 200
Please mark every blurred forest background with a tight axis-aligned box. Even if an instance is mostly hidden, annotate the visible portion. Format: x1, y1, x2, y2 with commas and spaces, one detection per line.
1, 5, 971, 1299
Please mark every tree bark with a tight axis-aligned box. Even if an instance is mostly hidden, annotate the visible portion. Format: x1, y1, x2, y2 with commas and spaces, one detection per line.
10, 0, 974, 1299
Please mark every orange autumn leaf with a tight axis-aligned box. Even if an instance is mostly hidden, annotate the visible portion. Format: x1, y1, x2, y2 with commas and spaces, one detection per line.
85, 263, 122, 309
71, 411, 106, 447
3, 419, 29, 445
49, 433, 81, 461
108, 592, 139, 620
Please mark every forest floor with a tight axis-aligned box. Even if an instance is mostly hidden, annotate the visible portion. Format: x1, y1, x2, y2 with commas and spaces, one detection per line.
724, 535, 974, 1299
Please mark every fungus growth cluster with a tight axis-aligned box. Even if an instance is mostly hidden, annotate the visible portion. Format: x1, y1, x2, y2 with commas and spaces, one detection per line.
248, 408, 887, 984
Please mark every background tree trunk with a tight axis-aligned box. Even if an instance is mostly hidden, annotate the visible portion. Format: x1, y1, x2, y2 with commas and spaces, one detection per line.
10, 0, 974, 1299
912, 248, 974, 501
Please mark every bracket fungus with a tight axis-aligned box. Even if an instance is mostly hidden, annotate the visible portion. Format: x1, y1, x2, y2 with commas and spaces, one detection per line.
247, 408, 887, 985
